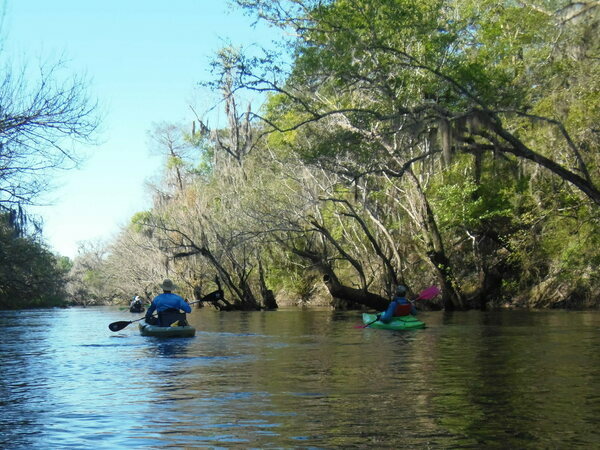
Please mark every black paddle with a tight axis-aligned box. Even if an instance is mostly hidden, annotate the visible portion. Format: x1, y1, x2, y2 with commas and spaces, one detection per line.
108, 288, 224, 332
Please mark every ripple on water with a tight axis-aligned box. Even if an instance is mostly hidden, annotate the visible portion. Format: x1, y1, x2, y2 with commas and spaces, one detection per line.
1, 307, 599, 448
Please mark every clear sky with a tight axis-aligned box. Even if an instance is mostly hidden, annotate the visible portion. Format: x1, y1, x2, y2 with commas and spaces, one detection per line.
3, 0, 274, 258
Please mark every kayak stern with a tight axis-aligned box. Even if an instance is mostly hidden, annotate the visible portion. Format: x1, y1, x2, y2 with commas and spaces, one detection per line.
139, 322, 196, 338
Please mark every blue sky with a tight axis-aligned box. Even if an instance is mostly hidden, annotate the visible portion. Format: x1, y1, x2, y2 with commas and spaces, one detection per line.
3, 0, 275, 258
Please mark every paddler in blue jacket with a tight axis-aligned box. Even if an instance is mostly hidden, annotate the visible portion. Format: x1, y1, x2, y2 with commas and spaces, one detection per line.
145, 279, 192, 326
378, 285, 416, 323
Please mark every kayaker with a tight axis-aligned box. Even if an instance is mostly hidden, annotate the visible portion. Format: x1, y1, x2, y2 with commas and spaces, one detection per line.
130, 295, 142, 309
378, 285, 416, 323
145, 279, 192, 326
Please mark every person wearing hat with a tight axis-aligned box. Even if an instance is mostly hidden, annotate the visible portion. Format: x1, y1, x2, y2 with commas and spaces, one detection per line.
145, 279, 192, 326
377, 285, 417, 323
130, 294, 143, 308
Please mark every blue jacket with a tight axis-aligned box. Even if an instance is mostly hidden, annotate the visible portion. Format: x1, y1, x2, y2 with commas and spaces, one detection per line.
379, 296, 416, 323
145, 293, 191, 320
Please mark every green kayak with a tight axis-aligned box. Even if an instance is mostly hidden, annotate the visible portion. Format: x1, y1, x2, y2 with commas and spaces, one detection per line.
139, 322, 196, 338
362, 313, 426, 330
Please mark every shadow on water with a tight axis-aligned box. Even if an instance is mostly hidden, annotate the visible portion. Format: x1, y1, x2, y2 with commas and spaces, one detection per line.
144, 338, 194, 358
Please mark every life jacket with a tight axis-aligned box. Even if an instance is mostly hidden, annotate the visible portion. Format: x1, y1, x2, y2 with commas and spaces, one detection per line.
393, 301, 412, 316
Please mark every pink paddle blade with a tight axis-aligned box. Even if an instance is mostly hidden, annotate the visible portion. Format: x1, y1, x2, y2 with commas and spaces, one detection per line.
414, 285, 440, 301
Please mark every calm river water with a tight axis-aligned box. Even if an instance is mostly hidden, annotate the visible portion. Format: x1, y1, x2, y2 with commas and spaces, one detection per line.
0, 307, 598, 448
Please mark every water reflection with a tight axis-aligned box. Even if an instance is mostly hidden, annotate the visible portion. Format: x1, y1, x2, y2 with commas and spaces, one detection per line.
144, 338, 193, 358
0, 307, 598, 448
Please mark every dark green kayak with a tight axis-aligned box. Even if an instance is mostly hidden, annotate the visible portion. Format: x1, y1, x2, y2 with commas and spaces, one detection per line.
139, 322, 196, 338
362, 313, 426, 330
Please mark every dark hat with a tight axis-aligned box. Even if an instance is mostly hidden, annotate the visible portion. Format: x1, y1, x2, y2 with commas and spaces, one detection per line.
396, 285, 407, 295
160, 279, 178, 291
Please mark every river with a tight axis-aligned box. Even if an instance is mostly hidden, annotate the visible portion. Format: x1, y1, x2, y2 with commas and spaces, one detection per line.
0, 307, 598, 448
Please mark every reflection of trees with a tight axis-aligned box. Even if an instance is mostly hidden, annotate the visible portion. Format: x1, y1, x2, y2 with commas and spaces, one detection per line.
425, 312, 598, 446
0, 311, 53, 446
194, 310, 425, 444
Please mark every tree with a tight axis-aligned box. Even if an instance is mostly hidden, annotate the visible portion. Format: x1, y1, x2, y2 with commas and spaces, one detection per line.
79, 0, 600, 310
66, 240, 113, 306
147, 122, 196, 194
222, 0, 599, 309
0, 50, 99, 308
0, 211, 68, 309
0, 58, 99, 209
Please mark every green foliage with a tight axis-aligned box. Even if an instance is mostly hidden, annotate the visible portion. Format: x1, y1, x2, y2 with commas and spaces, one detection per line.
265, 256, 316, 300
130, 211, 154, 233
83, 0, 600, 310
0, 213, 69, 309
432, 178, 513, 231
540, 209, 600, 275
246, 0, 600, 307
55, 256, 74, 274
185, 130, 216, 174
166, 155, 185, 170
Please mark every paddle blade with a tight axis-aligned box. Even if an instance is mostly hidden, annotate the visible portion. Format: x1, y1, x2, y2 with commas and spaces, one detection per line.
354, 314, 381, 329
414, 285, 440, 301
108, 321, 132, 332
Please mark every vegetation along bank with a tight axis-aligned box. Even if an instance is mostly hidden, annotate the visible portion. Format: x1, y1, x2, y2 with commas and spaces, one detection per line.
2, 0, 599, 311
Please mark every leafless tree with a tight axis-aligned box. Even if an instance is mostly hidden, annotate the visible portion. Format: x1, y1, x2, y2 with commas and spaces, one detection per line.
0, 58, 99, 209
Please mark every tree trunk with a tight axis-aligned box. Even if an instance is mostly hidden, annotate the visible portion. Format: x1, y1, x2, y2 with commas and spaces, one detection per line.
322, 273, 389, 310
408, 171, 466, 310
258, 258, 278, 309
287, 244, 389, 310
486, 114, 600, 206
